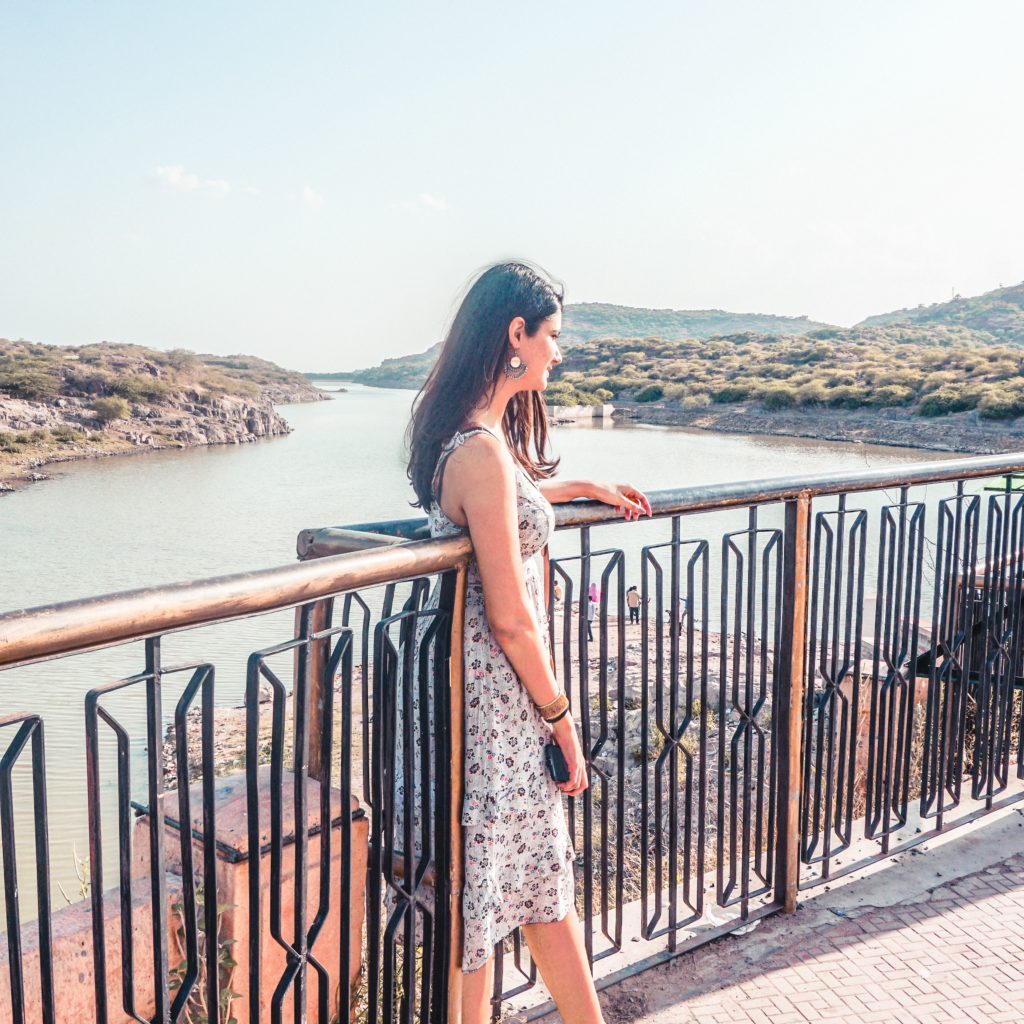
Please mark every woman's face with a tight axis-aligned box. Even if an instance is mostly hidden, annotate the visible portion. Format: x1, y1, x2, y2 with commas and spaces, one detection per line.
516, 310, 563, 391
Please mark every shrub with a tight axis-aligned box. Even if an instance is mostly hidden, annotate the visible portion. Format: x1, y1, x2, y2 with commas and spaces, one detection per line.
51, 424, 84, 443
760, 385, 797, 410
111, 375, 171, 402
90, 395, 131, 424
712, 383, 751, 403
868, 385, 915, 408
917, 386, 978, 417
65, 368, 116, 396
164, 348, 199, 371
29, 428, 50, 442
634, 384, 664, 403
681, 392, 711, 409
825, 385, 869, 409
796, 380, 829, 406
977, 388, 1023, 420
0, 368, 61, 400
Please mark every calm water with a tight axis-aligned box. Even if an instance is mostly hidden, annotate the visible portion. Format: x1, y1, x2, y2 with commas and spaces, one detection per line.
0, 383, 966, 903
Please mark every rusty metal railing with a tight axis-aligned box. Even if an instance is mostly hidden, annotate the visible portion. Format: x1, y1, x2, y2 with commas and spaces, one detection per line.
3, 450, 1024, 1023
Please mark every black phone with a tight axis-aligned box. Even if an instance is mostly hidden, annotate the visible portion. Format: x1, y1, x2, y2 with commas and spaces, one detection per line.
544, 741, 570, 784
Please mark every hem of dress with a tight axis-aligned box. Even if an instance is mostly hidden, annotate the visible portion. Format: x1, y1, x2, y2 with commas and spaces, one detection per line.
460, 902, 574, 974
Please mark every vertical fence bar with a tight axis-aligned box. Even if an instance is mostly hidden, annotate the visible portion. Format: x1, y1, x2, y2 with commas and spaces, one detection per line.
447, 564, 468, 1024
144, 637, 172, 1022
776, 494, 811, 912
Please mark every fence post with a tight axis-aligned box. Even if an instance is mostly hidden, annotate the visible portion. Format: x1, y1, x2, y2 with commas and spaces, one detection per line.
775, 493, 811, 913
296, 599, 331, 780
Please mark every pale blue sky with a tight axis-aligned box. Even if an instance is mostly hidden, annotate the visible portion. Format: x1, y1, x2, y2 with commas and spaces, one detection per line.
2, 1, 1021, 370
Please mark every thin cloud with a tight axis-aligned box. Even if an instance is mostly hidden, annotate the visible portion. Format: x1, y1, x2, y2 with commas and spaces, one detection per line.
418, 192, 447, 210
392, 192, 449, 213
303, 185, 324, 210
155, 164, 231, 196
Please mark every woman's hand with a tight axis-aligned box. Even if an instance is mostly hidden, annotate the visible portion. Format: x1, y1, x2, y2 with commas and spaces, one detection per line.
552, 714, 588, 797
587, 481, 652, 521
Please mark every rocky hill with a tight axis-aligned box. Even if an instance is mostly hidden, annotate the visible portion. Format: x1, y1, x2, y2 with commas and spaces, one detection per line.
558, 302, 832, 346
857, 282, 1024, 342
343, 303, 834, 388
0, 340, 325, 493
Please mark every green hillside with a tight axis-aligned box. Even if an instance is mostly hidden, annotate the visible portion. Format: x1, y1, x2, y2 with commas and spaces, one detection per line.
349, 343, 441, 389
549, 323, 1024, 420
858, 282, 1024, 342
342, 303, 832, 388
559, 302, 832, 346
0, 339, 321, 405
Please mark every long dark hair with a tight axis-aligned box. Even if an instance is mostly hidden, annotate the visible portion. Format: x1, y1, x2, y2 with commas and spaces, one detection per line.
407, 261, 563, 509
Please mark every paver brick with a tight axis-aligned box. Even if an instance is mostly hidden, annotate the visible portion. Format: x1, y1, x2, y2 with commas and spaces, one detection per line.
598, 849, 1024, 1024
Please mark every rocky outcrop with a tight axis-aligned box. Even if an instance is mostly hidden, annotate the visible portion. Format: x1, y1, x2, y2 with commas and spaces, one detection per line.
0, 392, 296, 493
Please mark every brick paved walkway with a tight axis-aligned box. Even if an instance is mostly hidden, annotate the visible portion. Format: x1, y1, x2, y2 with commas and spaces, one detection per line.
531, 812, 1024, 1024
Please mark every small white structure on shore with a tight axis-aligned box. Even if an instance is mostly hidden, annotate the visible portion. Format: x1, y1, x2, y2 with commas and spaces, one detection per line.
547, 403, 614, 425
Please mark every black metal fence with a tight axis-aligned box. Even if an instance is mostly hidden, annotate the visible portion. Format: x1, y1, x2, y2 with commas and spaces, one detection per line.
3, 453, 1024, 1024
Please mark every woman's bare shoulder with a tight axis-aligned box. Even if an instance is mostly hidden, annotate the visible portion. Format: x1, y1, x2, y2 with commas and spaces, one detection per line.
443, 430, 516, 498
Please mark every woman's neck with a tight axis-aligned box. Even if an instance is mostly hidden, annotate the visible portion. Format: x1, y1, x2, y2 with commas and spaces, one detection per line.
469, 385, 515, 435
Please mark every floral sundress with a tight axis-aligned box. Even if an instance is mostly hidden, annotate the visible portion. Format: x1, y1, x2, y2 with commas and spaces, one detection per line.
392, 426, 576, 973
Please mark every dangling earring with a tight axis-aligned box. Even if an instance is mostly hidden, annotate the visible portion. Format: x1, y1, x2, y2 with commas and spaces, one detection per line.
504, 351, 527, 380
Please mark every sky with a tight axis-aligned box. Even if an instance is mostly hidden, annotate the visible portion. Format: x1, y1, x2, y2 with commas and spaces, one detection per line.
2, 1, 1022, 371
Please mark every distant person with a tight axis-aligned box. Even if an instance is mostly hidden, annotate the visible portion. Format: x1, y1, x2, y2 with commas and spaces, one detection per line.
588, 580, 601, 605
553, 579, 563, 603
668, 595, 689, 637
403, 260, 651, 1024
587, 595, 597, 641
626, 585, 641, 624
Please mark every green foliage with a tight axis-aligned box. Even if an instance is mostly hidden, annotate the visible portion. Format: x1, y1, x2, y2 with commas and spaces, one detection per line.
0, 339, 316, 426
977, 388, 1021, 420
635, 384, 664, 402
541, 314, 1024, 419
869, 385, 915, 407
90, 395, 131, 423
825, 385, 869, 409
918, 386, 979, 417
51, 424, 85, 443
796, 380, 828, 405
0, 366, 61, 399
712, 383, 752, 403
111, 374, 172, 402
169, 884, 240, 1024
760, 384, 797, 410
682, 392, 711, 409
858, 281, 1024, 341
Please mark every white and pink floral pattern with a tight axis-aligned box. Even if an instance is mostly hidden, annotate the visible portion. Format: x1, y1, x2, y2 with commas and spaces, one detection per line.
393, 427, 576, 973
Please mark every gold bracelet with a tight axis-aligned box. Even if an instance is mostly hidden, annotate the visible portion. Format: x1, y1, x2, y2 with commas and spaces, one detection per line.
536, 692, 569, 722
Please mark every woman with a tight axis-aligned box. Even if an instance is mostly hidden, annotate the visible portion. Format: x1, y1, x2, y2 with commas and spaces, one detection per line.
407, 261, 651, 1024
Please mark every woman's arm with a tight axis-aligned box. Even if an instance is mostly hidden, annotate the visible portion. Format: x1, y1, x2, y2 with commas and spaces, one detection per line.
535, 478, 597, 504
537, 477, 653, 521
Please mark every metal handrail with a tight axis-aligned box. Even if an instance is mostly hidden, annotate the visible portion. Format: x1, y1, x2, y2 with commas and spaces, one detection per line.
4, 450, 1024, 671
300, 450, 1024, 555
0, 535, 472, 670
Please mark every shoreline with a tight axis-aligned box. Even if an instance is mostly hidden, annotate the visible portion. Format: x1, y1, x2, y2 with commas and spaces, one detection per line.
6, 387, 1019, 498
0, 388, 327, 496
611, 400, 1024, 455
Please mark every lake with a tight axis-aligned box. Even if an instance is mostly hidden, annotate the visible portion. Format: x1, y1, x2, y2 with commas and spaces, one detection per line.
0, 383, 967, 900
